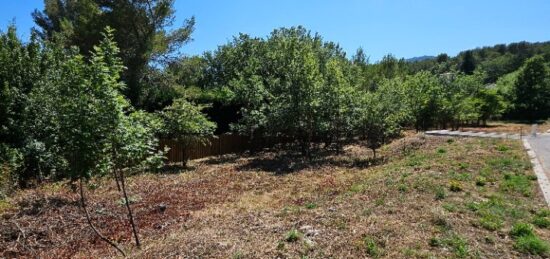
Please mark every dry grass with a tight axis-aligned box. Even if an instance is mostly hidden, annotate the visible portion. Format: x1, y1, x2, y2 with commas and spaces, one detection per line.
1, 135, 549, 258
460, 121, 550, 134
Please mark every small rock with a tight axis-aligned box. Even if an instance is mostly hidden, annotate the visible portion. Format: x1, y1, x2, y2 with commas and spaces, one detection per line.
304, 238, 315, 247
158, 203, 167, 213
299, 225, 312, 231
300, 225, 320, 237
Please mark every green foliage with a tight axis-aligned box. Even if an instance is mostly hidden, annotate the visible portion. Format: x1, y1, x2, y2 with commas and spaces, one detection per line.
285, 229, 301, 242
500, 173, 533, 197
33, 0, 196, 107
363, 236, 383, 257
0, 26, 167, 187
159, 98, 216, 141
459, 50, 476, 75
511, 55, 550, 121
514, 235, 550, 256
158, 97, 216, 164
475, 176, 487, 186
430, 235, 470, 258
510, 223, 550, 255
435, 186, 447, 200
532, 209, 550, 228
479, 213, 504, 231
0, 25, 64, 183
356, 78, 409, 156
449, 180, 463, 192
510, 223, 534, 238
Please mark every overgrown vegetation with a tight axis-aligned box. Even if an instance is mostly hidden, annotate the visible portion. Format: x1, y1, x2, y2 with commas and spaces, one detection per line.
1, 136, 548, 257
1, 0, 550, 257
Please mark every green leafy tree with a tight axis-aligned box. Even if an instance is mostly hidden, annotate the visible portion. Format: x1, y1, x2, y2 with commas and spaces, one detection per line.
356, 88, 404, 159
436, 53, 449, 63
460, 50, 477, 75
46, 28, 127, 255
0, 25, 68, 184
110, 110, 165, 248
33, 0, 196, 107
512, 55, 550, 121
403, 72, 443, 130
159, 98, 216, 165
263, 27, 326, 155
321, 57, 357, 151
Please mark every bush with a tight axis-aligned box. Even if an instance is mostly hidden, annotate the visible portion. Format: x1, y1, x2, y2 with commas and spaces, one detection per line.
449, 181, 463, 192
475, 176, 487, 186
510, 223, 534, 238
435, 187, 447, 200
532, 210, 550, 228
363, 236, 383, 257
509, 222, 550, 255
532, 217, 550, 228
514, 235, 550, 256
0, 145, 21, 198
479, 214, 503, 231
285, 229, 301, 242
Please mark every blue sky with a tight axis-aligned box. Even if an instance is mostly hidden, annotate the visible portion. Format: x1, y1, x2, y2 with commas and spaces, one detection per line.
1, 0, 549, 61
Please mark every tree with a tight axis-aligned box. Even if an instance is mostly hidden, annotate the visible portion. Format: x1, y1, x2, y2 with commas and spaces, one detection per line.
0, 25, 68, 185
33, 0, 196, 107
356, 90, 404, 159
110, 110, 165, 248
460, 50, 476, 75
321, 57, 356, 151
159, 98, 216, 165
436, 53, 449, 63
512, 55, 550, 121
403, 72, 443, 131
49, 28, 128, 255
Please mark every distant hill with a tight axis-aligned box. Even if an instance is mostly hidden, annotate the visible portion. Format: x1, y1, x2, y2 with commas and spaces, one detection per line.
405, 55, 436, 63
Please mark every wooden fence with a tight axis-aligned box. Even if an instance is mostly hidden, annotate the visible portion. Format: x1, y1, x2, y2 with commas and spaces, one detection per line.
159, 134, 286, 163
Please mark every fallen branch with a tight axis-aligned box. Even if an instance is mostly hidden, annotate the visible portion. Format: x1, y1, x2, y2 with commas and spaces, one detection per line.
79, 178, 126, 256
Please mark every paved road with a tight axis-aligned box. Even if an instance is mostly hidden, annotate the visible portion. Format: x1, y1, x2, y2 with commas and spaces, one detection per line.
528, 135, 550, 177
425, 129, 521, 139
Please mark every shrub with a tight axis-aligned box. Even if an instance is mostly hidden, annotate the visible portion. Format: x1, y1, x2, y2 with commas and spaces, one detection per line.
285, 229, 301, 242
479, 214, 503, 231
532, 210, 550, 228
532, 217, 550, 228
509, 223, 550, 255
363, 236, 382, 257
305, 203, 317, 209
510, 223, 534, 238
500, 174, 533, 197
475, 176, 487, 186
449, 180, 463, 192
514, 235, 550, 256
435, 187, 447, 200
496, 145, 509, 152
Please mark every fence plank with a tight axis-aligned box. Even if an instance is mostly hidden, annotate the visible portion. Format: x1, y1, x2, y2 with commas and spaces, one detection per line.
159, 134, 287, 164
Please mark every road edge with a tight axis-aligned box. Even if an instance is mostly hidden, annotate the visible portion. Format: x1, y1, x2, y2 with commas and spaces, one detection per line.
522, 138, 550, 207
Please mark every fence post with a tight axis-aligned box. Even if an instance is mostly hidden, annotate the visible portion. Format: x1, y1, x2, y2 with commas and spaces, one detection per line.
218, 135, 222, 156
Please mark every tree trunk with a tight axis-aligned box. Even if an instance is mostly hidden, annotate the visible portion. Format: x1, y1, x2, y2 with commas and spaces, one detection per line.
119, 169, 140, 248
79, 178, 125, 256
112, 148, 121, 192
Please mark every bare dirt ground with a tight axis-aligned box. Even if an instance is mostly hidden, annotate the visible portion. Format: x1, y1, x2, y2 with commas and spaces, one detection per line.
1, 135, 549, 258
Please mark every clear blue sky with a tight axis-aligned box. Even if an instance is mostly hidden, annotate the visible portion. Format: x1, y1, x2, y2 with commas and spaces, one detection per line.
1, 0, 549, 61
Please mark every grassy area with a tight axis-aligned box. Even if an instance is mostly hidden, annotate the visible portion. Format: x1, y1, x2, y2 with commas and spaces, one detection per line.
1, 135, 549, 258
